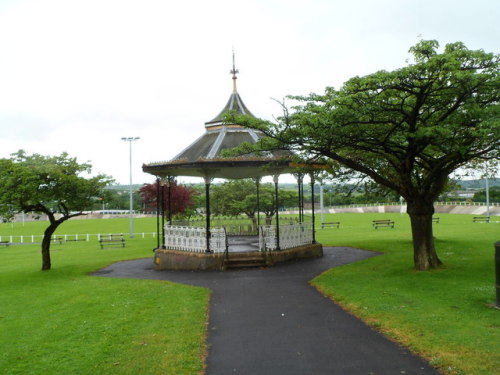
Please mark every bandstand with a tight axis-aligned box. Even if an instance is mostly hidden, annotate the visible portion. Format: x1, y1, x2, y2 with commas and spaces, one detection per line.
142, 57, 323, 270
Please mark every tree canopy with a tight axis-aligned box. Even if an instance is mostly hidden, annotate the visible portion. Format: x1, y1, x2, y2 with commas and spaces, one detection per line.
0, 151, 112, 270
211, 179, 297, 224
231, 40, 499, 270
139, 180, 196, 217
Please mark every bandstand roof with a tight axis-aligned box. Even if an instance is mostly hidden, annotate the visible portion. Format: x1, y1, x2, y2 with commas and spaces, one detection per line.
142, 56, 295, 180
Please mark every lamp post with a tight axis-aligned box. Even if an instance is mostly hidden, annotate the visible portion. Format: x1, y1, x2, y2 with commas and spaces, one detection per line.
121, 137, 140, 238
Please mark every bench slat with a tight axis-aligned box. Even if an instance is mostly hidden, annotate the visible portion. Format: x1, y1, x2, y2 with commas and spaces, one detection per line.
372, 219, 395, 229
99, 234, 126, 249
472, 216, 490, 223
321, 222, 340, 229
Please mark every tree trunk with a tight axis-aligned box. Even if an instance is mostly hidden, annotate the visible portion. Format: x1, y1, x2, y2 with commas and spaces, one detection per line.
406, 200, 442, 271
41, 217, 67, 271
41, 224, 57, 271
250, 215, 257, 228
248, 214, 258, 233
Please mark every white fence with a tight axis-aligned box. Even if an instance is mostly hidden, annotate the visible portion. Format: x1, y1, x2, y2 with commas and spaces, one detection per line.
259, 222, 313, 251
286, 201, 500, 212
0, 232, 157, 244
164, 225, 227, 253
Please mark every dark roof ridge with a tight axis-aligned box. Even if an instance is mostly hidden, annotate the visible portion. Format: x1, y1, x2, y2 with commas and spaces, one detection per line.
205, 91, 256, 127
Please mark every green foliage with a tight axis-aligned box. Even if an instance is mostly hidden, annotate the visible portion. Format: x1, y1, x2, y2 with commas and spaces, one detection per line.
0, 150, 112, 218
211, 180, 257, 217
230, 40, 499, 269
281, 40, 499, 201
0, 150, 113, 269
93, 188, 143, 211
473, 186, 500, 203
211, 179, 298, 219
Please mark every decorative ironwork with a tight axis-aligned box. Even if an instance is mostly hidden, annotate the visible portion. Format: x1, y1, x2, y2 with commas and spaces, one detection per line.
164, 223, 310, 253
259, 222, 313, 251
164, 225, 227, 253
172, 216, 260, 235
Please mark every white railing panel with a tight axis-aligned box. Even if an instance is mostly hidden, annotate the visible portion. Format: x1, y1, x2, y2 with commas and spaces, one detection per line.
164, 225, 226, 253
259, 222, 313, 251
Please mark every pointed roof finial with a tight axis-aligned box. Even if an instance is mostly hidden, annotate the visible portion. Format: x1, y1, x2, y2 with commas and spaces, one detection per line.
230, 47, 239, 93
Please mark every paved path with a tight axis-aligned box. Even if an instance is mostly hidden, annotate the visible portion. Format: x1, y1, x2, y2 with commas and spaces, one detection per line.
94, 247, 440, 375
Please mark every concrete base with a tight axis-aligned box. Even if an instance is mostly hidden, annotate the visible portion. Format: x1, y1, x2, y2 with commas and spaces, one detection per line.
263, 243, 323, 265
154, 243, 323, 271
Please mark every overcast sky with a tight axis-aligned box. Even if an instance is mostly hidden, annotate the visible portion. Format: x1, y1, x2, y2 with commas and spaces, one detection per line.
0, 0, 498, 185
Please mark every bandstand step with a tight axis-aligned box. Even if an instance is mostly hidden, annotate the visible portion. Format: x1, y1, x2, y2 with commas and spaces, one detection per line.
224, 255, 266, 269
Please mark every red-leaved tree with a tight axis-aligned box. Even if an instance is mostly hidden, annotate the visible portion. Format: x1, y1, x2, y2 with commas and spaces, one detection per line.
139, 180, 196, 216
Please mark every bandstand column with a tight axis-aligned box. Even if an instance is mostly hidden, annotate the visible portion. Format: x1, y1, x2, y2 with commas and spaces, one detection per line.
204, 176, 212, 253
255, 177, 261, 229
160, 178, 166, 248
155, 177, 160, 249
167, 176, 173, 225
297, 174, 303, 223
301, 180, 305, 222
274, 174, 281, 251
310, 173, 316, 244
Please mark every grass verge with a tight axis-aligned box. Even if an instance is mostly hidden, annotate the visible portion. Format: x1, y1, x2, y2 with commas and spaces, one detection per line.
313, 213, 499, 375
0, 229, 209, 375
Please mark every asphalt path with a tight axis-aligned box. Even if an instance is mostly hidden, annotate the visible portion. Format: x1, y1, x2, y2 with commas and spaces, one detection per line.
94, 247, 441, 375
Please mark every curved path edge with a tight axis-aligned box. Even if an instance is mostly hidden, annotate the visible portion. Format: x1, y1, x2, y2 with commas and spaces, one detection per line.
94, 247, 441, 375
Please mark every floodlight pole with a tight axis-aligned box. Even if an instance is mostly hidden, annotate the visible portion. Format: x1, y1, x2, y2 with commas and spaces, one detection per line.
122, 137, 140, 238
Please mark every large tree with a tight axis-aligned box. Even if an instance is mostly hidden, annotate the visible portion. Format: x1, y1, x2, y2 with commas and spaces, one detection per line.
0, 151, 111, 270
231, 40, 499, 270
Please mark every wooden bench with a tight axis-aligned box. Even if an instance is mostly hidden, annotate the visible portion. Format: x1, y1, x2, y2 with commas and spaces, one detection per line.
372, 219, 395, 229
432, 217, 440, 224
321, 222, 340, 229
99, 234, 125, 249
472, 216, 490, 223
52, 236, 64, 244
0, 241, 10, 247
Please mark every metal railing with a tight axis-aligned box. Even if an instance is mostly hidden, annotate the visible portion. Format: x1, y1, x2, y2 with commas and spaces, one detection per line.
259, 222, 313, 251
164, 225, 227, 253
173, 216, 299, 235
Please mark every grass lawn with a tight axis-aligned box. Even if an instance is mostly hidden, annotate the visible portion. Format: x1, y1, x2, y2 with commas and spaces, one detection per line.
1, 214, 499, 375
0, 221, 209, 375
314, 213, 499, 375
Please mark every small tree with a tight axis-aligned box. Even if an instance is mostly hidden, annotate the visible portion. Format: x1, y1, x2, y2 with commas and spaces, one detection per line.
211, 180, 260, 223
211, 179, 297, 224
473, 186, 500, 203
0, 151, 112, 270
231, 40, 499, 270
139, 180, 196, 217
